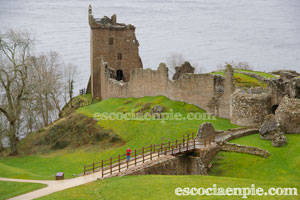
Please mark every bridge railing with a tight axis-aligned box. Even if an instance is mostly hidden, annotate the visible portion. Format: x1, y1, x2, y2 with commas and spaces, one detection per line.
83, 132, 216, 177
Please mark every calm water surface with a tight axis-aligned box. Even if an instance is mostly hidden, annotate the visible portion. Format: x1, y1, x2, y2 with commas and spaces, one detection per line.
1, 0, 300, 91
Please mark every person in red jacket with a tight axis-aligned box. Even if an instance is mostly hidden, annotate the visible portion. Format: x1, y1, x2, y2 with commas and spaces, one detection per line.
126, 148, 131, 161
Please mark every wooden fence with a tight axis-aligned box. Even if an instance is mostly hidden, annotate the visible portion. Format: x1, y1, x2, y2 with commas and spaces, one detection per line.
83, 132, 216, 177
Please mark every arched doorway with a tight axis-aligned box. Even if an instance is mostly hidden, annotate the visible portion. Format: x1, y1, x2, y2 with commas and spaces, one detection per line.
271, 105, 279, 114
116, 70, 123, 81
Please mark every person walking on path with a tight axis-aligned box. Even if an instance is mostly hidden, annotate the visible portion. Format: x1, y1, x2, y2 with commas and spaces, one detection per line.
126, 148, 131, 161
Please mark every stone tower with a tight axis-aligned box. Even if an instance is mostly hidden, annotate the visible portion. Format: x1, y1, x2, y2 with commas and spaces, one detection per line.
88, 5, 143, 98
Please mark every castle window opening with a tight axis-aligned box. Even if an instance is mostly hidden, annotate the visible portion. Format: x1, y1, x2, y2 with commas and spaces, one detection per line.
117, 53, 122, 60
116, 70, 123, 81
271, 105, 279, 114
296, 86, 300, 99
108, 37, 114, 45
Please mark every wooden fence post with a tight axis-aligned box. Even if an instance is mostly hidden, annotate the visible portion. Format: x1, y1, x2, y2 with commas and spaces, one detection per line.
194, 139, 196, 149
150, 145, 152, 160
135, 149, 137, 166
84, 165, 86, 175
142, 146, 145, 163
183, 135, 185, 147
161, 143, 163, 151
127, 157, 129, 169
153, 144, 156, 153
93, 162, 95, 173
118, 154, 121, 172
192, 132, 194, 139
110, 157, 112, 175
172, 145, 174, 155
187, 134, 189, 150
101, 160, 104, 178
168, 141, 170, 151
164, 147, 167, 155
158, 148, 160, 157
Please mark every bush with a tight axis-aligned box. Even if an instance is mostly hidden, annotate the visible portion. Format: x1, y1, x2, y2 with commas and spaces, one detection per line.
18, 113, 122, 154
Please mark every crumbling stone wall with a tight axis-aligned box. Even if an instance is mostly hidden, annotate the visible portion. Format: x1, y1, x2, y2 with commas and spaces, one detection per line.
216, 65, 235, 118
230, 89, 271, 127
275, 96, 300, 133
219, 142, 270, 158
289, 78, 300, 99
98, 62, 234, 118
172, 61, 195, 80
124, 155, 208, 176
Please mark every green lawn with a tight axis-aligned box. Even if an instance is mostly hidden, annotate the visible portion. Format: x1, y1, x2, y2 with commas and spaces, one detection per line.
0, 96, 237, 180
210, 134, 300, 183
37, 175, 299, 200
211, 71, 266, 88
0, 181, 46, 200
234, 69, 278, 79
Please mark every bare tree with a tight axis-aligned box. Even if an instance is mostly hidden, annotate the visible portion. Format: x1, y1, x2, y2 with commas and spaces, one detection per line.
0, 113, 7, 152
166, 52, 185, 76
63, 63, 76, 107
217, 61, 253, 71
0, 30, 33, 155
192, 62, 206, 74
0, 30, 77, 154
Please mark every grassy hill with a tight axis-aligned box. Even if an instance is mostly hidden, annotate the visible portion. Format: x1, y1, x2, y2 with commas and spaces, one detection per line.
211, 71, 267, 88
0, 96, 237, 180
234, 69, 278, 79
35, 133, 300, 200
37, 175, 300, 200
210, 134, 300, 183
1, 94, 300, 199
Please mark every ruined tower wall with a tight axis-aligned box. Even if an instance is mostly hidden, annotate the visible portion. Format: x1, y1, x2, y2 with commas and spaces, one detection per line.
89, 6, 142, 97
91, 28, 142, 80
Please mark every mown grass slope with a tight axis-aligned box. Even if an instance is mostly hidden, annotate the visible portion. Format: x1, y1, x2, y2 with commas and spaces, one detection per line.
210, 134, 300, 183
0, 181, 46, 200
0, 96, 237, 180
38, 175, 299, 200
211, 71, 267, 88
234, 69, 278, 79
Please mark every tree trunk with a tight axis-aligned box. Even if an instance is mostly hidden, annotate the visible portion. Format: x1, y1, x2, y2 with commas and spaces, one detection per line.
0, 134, 3, 152
9, 122, 18, 155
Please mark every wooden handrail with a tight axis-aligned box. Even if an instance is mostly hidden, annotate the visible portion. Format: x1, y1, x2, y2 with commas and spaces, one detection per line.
84, 133, 216, 176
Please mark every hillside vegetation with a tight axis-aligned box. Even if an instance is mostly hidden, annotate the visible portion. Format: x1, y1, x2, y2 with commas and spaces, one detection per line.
17, 113, 120, 155
0, 96, 237, 180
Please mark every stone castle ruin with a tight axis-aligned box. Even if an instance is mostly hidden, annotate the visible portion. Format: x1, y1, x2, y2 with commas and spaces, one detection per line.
87, 5, 300, 134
